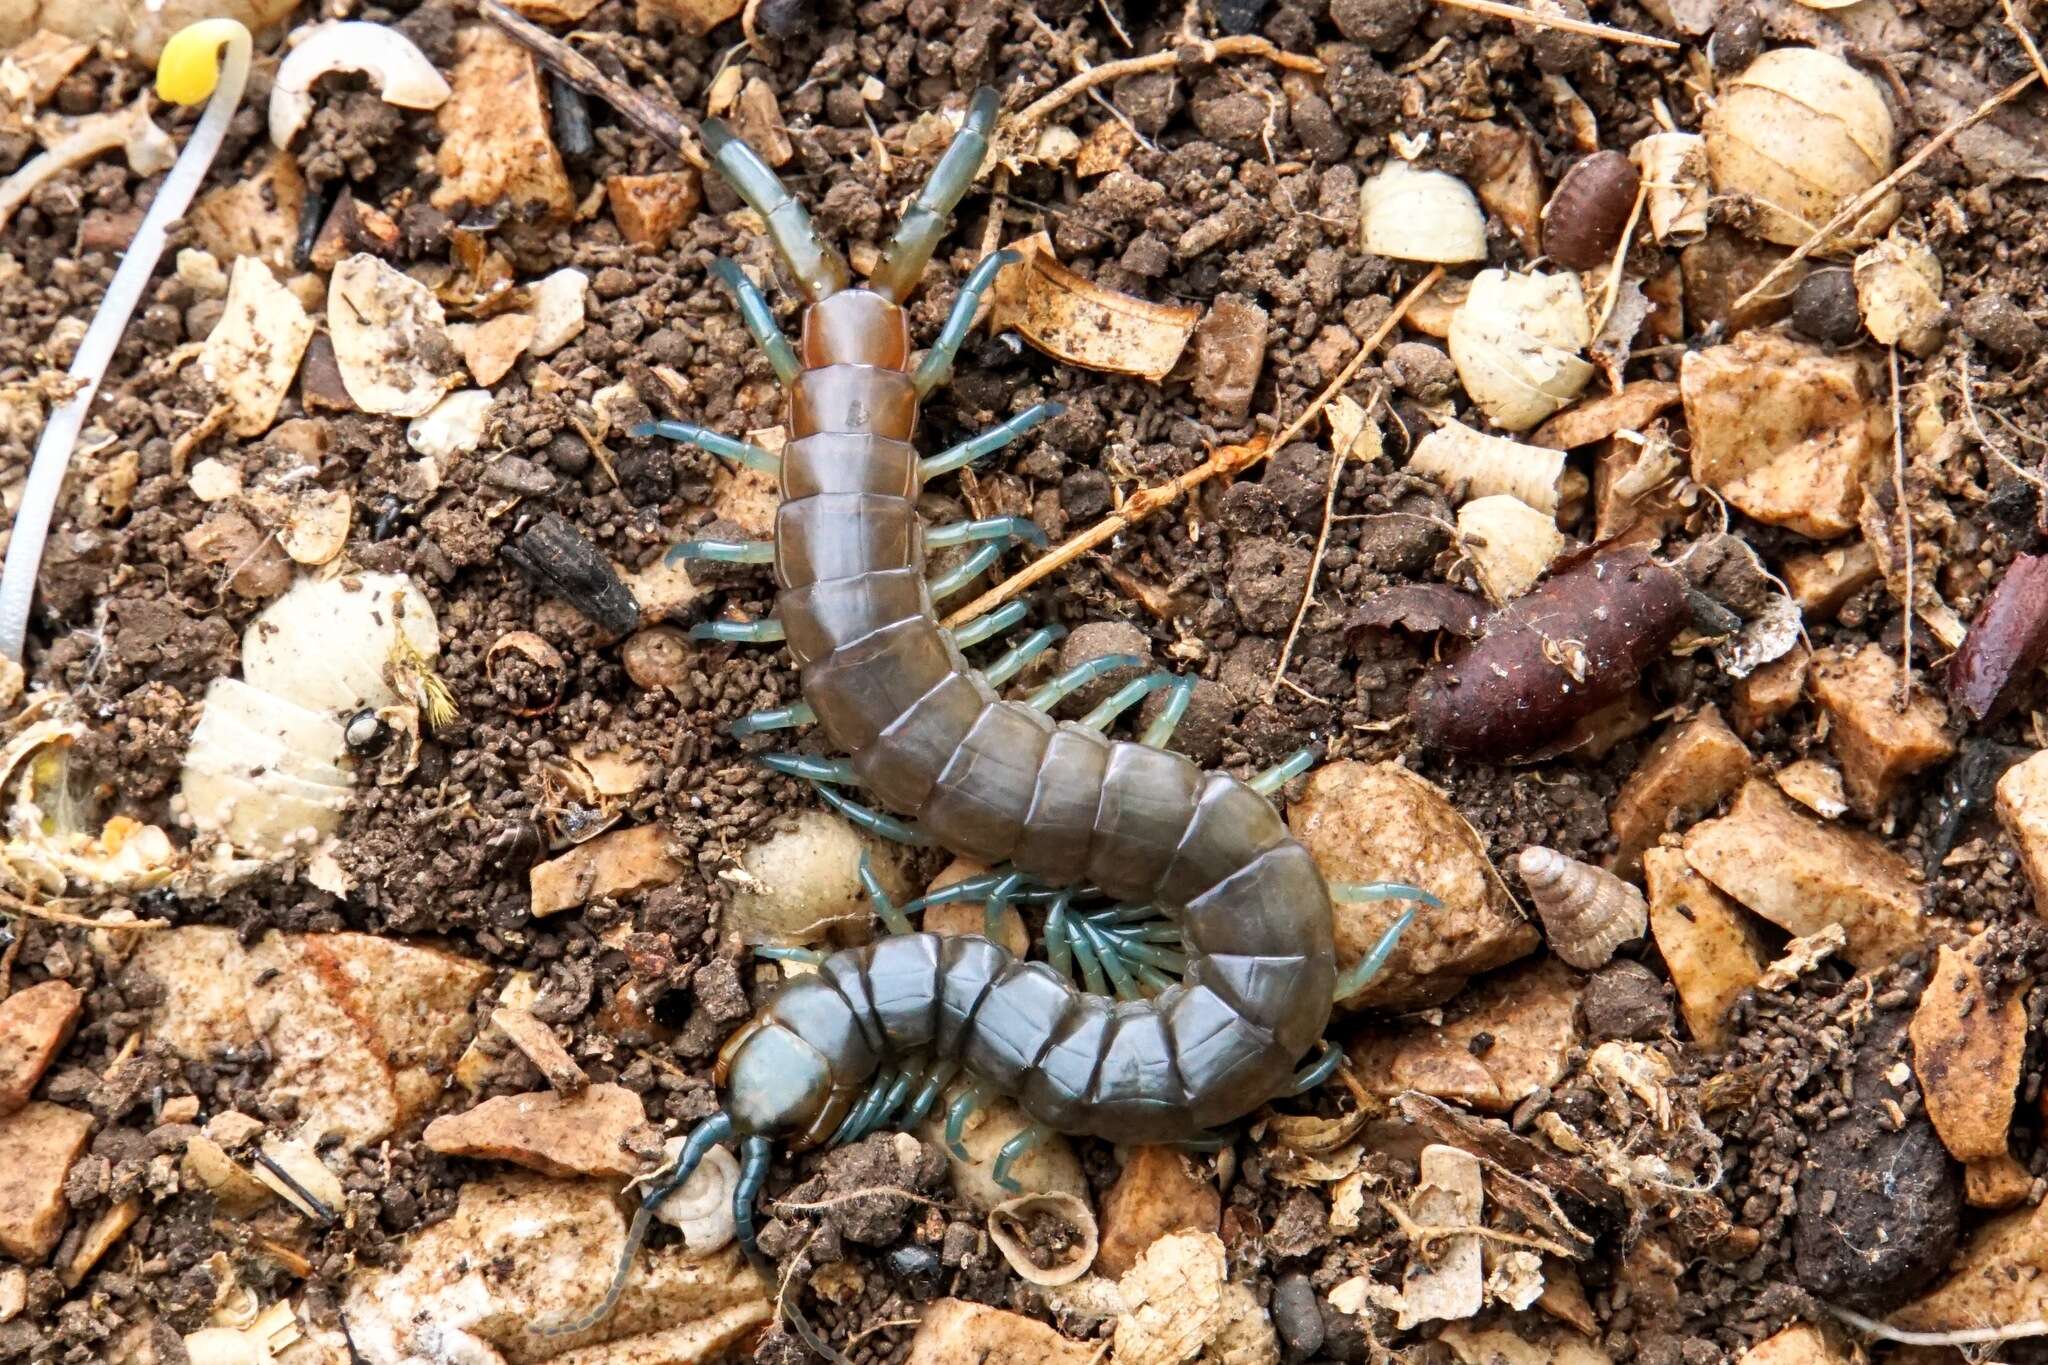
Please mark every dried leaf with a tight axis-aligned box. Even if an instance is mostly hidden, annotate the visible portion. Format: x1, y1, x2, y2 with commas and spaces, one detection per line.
990, 234, 1198, 381
1348, 584, 1488, 639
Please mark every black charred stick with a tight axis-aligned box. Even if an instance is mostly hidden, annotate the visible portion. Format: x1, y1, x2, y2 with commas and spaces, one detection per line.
1947, 552, 2048, 724
480, 1, 696, 163
503, 513, 641, 636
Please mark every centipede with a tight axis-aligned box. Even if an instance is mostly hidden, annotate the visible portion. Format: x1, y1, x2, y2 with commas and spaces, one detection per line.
560, 88, 1440, 1349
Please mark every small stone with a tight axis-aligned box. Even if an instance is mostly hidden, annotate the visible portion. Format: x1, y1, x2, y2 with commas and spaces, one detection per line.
1330, 0, 1428, 50
1643, 849, 1766, 1051
432, 27, 574, 224
1996, 751, 2048, 918
1960, 294, 2042, 361
887, 1244, 943, 1296
490, 1007, 587, 1096
1781, 541, 1880, 620
422, 1083, 649, 1179
607, 171, 702, 251
1348, 958, 1580, 1112
1272, 1273, 1325, 1361
1188, 295, 1268, 423
1708, 5, 1762, 73
1910, 942, 2026, 1162
1738, 1324, 1853, 1365
1606, 706, 1751, 880
1807, 645, 1955, 818
1730, 646, 1809, 739
1580, 961, 1672, 1041
1055, 621, 1153, 715
0, 1102, 94, 1262
1790, 267, 1861, 344
0, 982, 81, 1117
1963, 1154, 2033, 1209
1095, 1145, 1222, 1278
1385, 341, 1456, 401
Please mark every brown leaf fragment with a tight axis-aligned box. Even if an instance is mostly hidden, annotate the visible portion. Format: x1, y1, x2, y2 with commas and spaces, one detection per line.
1393, 1092, 1622, 1217
432, 26, 574, 224
529, 824, 682, 917
1095, 1145, 1221, 1278
1188, 294, 1268, 421
990, 234, 1199, 381
1948, 552, 2048, 724
1910, 941, 2026, 1162
1529, 380, 1682, 450
1347, 584, 1488, 639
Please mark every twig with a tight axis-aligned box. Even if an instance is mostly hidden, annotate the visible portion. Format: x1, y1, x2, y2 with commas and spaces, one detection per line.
942, 266, 1443, 628
1268, 387, 1384, 701
1831, 1302, 2048, 1346
1889, 345, 1913, 709
480, 0, 706, 169
1732, 66, 2039, 313
2012, 0, 2048, 88
0, 892, 168, 931
1431, 0, 1679, 48
1594, 174, 1649, 340
1379, 1197, 1579, 1261
1009, 35, 1323, 138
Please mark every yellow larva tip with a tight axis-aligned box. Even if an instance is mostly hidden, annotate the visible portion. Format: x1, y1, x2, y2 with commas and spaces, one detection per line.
155, 19, 244, 105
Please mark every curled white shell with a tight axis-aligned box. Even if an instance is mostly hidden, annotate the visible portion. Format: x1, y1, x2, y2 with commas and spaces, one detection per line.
987, 1191, 1099, 1287
1359, 162, 1488, 265
1516, 846, 1648, 970
241, 572, 439, 714
1456, 494, 1565, 604
1408, 420, 1565, 516
653, 1141, 739, 1254
1632, 132, 1709, 246
1448, 269, 1595, 432
270, 22, 452, 150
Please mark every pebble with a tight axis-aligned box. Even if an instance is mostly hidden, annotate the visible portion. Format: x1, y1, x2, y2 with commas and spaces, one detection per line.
1580, 960, 1673, 1041
1055, 621, 1153, 715
887, 1244, 944, 1297
0, 981, 82, 1116
1330, 0, 1428, 51
1272, 1272, 1326, 1360
1708, 4, 1762, 74
1385, 341, 1457, 402
423, 1084, 648, 1179
1790, 268, 1862, 345
482, 454, 559, 497
1959, 294, 2043, 361
0, 1102, 94, 1261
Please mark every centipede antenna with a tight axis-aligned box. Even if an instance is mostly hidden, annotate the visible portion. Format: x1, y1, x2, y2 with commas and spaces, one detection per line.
1334, 905, 1421, 1001
1287, 1041, 1345, 1096
991, 1122, 1050, 1193
755, 945, 827, 966
708, 258, 802, 384
1249, 747, 1315, 796
871, 87, 1000, 303
1080, 671, 1180, 733
669, 538, 775, 565
920, 402, 1065, 481
701, 119, 848, 302
927, 540, 1004, 601
860, 851, 916, 935
1139, 676, 1197, 748
943, 1083, 987, 1160
925, 515, 1048, 550
732, 701, 817, 737
692, 618, 787, 644
912, 248, 1019, 395
983, 624, 1066, 688
542, 1112, 734, 1338
983, 871, 1028, 941
1025, 653, 1145, 712
812, 782, 935, 846
947, 599, 1031, 650
635, 418, 781, 473
760, 753, 856, 784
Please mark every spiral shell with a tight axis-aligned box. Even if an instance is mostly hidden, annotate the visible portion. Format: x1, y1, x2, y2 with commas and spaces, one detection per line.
987, 1191, 1099, 1287
652, 1141, 739, 1253
1516, 846, 1647, 970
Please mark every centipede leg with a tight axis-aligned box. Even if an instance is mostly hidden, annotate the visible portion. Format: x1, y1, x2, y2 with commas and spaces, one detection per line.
1025, 653, 1147, 712
901, 1059, 959, 1130
731, 701, 817, 737
1175, 1131, 1232, 1154
755, 945, 827, 966
1329, 881, 1445, 907
860, 851, 916, 935
912, 248, 1021, 395
708, 258, 801, 385
1249, 747, 1315, 795
982, 624, 1066, 688
983, 871, 1028, 941
991, 1122, 1051, 1193
943, 1082, 989, 1160
1138, 676, 1197, 748
635, 418, 781, 473
1286, 1041, 1345, 1096
669, 537, 774, 566
1044, 891, 1074, 981
926, 541, 1004, 601
926, 515, 1048, 550
920, 402, 1066, 482
946, 599, 1030, 650
812, 782, 934, 846
1333, 904, 1425, 1001
1080, 671, 1181, 732
760, 753, 855, 784
733, 1134, 774, 1264
692, 618, 787, 644
831, 1064, 898, 1145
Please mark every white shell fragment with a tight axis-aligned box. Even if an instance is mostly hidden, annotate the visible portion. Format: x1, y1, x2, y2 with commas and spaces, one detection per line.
1632, 132, 1709, 245
241, 572, 440, 714
1408, 420, 1566, 516
279, 488, 352, 566
201, 258, 315, 438
988, 1191, 1099, 1287
270, 21, 453, 150
1359, 161, 1488, 265
1854, 236, 1946, 357
526, 268, 590, 358
1456, 494, 1566, 603
1448, 269, 1596, 432
181, 679, 352, 858
407, 389, 495, 463
653, 1141, 740, 1254
328, 254, 462, 417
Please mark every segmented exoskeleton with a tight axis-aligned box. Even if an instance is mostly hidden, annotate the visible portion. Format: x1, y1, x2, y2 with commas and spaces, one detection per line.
561, 88, 1438, 1347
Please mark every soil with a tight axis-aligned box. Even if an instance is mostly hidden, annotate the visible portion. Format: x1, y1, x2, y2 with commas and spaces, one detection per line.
6, 0, 2048, 1361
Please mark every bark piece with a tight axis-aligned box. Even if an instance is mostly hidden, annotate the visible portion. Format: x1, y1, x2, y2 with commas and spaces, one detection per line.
1910, 942, 2026, 1162
1682, 780, 1923, 969
606, 171, 701, 251
423, 1083, 648, 1179
1288, 761, 1536, 1009
0, 981, 80, 1117
1607, 707, 1751, 881
490, 1006, 587, 1095
432, 26, 574, 223
1807, 644, 1956, 817
1642, 849, 1766, 1051
1349, 959, 1581, 1113
503, 512, 640, 636
529, 825, 683, 918
0, 1102, 92, 1262
1095, 1145, 1222, 1278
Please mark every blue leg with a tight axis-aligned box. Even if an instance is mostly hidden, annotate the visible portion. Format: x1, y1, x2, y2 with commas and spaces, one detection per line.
759, 753, 854, 784
1076, 919, 1142, 1000
668, 538, 774, 566
912, 248, 1019, 395
1333, 903, 1428, 1001
700, 122, 848, 302
1249, 747, 1314, 796
1025, 654, 1145, 712
1176, 1131, 1231, 1153
944, 1084, 988, 1161
733, 1134, 774, 1265
927, 541, 1003, 601
902, 1060, 958, 1130
1329, 881, 1444, 907
692, 618, 786, 644
635, 418, 781, 473
755, 945, 826, 966
814, 782, 934, 846
708, 258, 802, 385
831, 1065, 898, 1146
992, 1122, 1049, 1194
1139, 676, 1196, 749
947, 599, 1030, 650
1080, 671, 1180, 732
861, 851, 915, 935
920, 402, 1066, 481
1288, 1041, 1344, 1095
1065, 917, 1110, 996
731, 701, 816, 737
542, 1113, 735, 1336
983, 871, 1028, 941
926, 515, 1048, 550
872, 88, 1001, 302
868, 1070, 915, 1134
901, 872, 1006, 916
983, 624, 1066, 687
1045, 892, 1074, 982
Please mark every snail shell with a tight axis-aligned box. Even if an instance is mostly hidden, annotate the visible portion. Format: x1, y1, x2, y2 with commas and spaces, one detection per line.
1516, 846, 1647, 970
987, 1190, 1099, 1287
653, 1141, 740, 1254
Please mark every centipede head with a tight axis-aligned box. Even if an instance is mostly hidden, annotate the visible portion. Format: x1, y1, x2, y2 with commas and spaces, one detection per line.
801, 290, 911, 370
723, 1019, 834, 1137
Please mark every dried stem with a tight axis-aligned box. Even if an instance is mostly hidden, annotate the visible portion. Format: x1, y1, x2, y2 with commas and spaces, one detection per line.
0, 892, 167, 931
1009, 34, 1323, 138
1431, 0, 1679, 48
941, 266, 1444, 628
1268, 387, 1384, 701
480, 0, 706, 169
1379, 1197, 1579, 1261
1889, 345, 1913, 708
1732, 66, 2039, 313
1831, 1303, 2048, 1347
